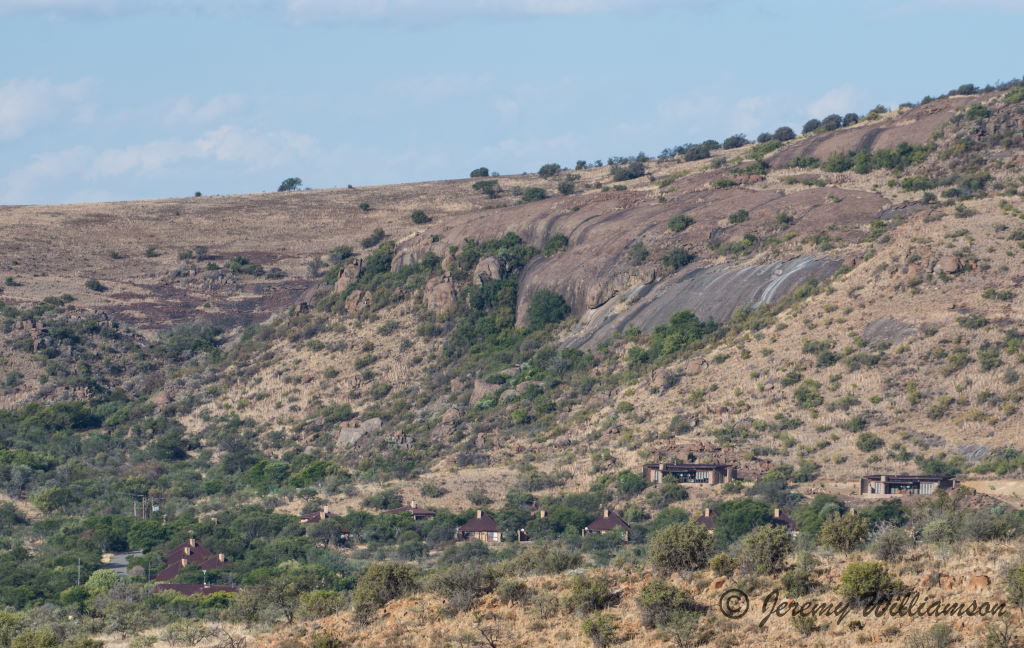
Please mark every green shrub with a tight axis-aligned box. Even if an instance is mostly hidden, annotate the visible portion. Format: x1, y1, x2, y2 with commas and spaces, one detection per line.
870, 526, 913, 562
739, 524, 793, 574
628, 241, 649, 265
470, 167, 489, 178
1005, 562, 1024, 606
793, 380, 823, 408
966, 103, 991, 120
472, 179, 501, 198
84, 278, 106, 292
819, 512, 869, 552
855, 432, 884, 452
360, 227, 386, 248
521, 187, 547, 202
495, 579, 532, 605
647, 522, 712, 574
636, 580, 699, 629
837, 562, 904, 606
722, 134, 748, 149
278, 177, 302, 191
543, 234, 569, 256
358, 202, 370, 212
802, 119, 820, 134
538, 163, 561, 178
564, 575, 616, 616
558, 179, 576, 195
616, 470, 647, 496
709, 553, 738, 576
526, 289, 570, 329
727, 209, 749, 224
409, 210, 431, 224
351, 563, 419, 624
662, 248, 695, 271
428, 563, 497, 613
610, 161, 645, 182
581, 613, 617, 648
668, 214, 695, 232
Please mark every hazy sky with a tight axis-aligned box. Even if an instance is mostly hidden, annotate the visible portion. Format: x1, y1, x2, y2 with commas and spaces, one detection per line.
0, 0, 1020, 204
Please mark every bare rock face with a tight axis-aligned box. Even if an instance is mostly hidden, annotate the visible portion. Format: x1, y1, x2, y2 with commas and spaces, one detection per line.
335, 259, 363, 292
681, 356, 709, 376
344, 289, 371, 313
585, 268, 656, 309
470, 379, 500, 404
652, 368, 678, 391
423, 275, 457, 313
472, 257, 502, 285
863, 317, 921, 344
936, 255, 961, 274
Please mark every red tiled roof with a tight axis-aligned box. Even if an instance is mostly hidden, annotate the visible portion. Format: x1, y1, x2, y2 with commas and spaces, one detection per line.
299, 510, 331, 523
458, 512, 499, 533
771, 511, 797, 531
585, 511, 630, 532
153, 584, 240, 595
155, 539, 227, 582
694, 514, 714, 530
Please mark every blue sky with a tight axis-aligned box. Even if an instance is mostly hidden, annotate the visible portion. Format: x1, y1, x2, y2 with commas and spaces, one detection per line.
0, 0, 1020, 205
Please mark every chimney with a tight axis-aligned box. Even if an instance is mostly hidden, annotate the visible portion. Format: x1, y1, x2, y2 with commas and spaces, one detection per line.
539, 510, 546, 519
410, 500, 416, 509
603, 509, 610, 518
773, 508, 781, 518
180, 558, 188, 567
323, 505, 329, 515
704, 508, 711, 517
188, 538, 196, 547
659, 462, 665, 471
218, 553, 225, 562
476, 510, 483, 519
184, 547, 191, 556
881, 475, 887, 482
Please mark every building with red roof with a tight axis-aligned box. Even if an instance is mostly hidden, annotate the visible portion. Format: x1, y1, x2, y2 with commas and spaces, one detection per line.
154, 538, 228, 582
582, 509, 631, 541
384, 501, 436, 520
455, 510, 502, 543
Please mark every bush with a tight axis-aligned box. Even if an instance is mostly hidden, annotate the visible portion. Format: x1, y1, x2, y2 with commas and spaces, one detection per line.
722, 134, 748, 149
773, 126, 796, 141
351, 563, 419, 623
728, 209, 749, 224
1005, 562, 1024, 606
527, 289, 570, 329
793, 380, 823, 408
709, 553, 738, 576
668, 214, 695, 232
636, 580, 699, 629
472, 179, 501, 198
495, 579, 532, 605
662, 248, 696, 271
581, 613, 617, 648
470, 167, 489, 178
819, 512, 869, 552
837, 562, 904, 606
543, 233, 569, 256
821, 114, 842, 131
84, 278, 106, 292
802, 119, 820, 134
538, 163, 561, 178
739, 524, 793, 574
564, 575, 616, 616
504, 542, 581, 575
278, 177, 302, 192
648, 522, 712, 574
558, 179, 576, 195
409, 210, 431, 224
360, 227, 386, 248
358, 202, 370, 212
429, 563, 497, 613
610, 160, 645, 182
628, 241, 649, 265
855, 432, 884, 452
870, 525, 913, 561
617, 470, 647, 496
521, 187, 547, 202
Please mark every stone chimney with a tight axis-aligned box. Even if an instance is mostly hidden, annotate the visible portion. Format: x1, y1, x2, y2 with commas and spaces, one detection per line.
180, 558, 188, 567
539, 510, 546, 518
603, 509, 610, 518
218, 553, 225, 562
704, 508, 711, 517
476, 510, 483, 519
410, 500, 416, 509
183, 547, 191, 556
188, 538, 196, 547
773, 508, 781, 518
323, 505, 329, 515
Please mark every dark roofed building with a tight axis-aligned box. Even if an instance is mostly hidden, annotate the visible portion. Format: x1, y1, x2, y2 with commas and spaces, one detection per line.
155, 538, 228, 582
694, 508, 715, 532
384, 500, 436, 520
299, 507, 332, 524
583, 509, 631, 541
644, 463, 736, 485
152, 584, 240, 595
770, 508, 797, 533
456, 510, 502, 543
860, 474, 956, 496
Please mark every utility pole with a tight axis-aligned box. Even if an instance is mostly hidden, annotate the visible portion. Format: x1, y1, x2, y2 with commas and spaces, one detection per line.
77, 558, 81, 586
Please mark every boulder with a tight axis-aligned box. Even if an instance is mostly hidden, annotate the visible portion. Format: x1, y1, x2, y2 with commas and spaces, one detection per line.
652, 368, 678, 391
472, 256, 503, 285
585, 268, 656, 309
681, 356, 709, 376
936, 255, 960, 274
423, 275, 457, 313
967, 574, 990, 591
707, 577, 727, 591
440, 407, 461, 426
470, 379, 500, 404
344, 289, 371, 313
863, 317, 921, 344
335, 259, 363, 292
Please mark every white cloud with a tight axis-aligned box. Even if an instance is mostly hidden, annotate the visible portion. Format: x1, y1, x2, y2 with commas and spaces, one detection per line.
1, 126, 315, 203
0, 78, 91, 140
165, 94, 245, 124
808, 86, 859, 118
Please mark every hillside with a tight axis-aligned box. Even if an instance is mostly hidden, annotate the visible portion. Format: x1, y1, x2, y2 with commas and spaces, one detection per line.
3, 80, 1024, 648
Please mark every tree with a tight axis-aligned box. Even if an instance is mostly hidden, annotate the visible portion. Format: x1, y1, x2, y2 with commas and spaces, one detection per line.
1006, 561, 1024, 606
722, 134, 748, 149
773, 126, 796, 141
409, 209, 431, 224
821, 114, 842, 131
842, 113, 859, 127
802, 119, 821, 134
538, 163, 561, 178
581, 613, 617, 648
472, 179, 501, 199
527, 289, 570, 330
470, 167, 489, 178
521, 187, 547, 202
819, 512, 869, 552
352, 563, 419, 624
616, 470, 647, 496
662, 248, 695, 271
838, 562, 904, 606
740, 524, 793, 574
278, 177, 302, 192
610, 160, 645, 182
636, 580, 699, 629
648, 522, 712, 574
668, 214, 695, 232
